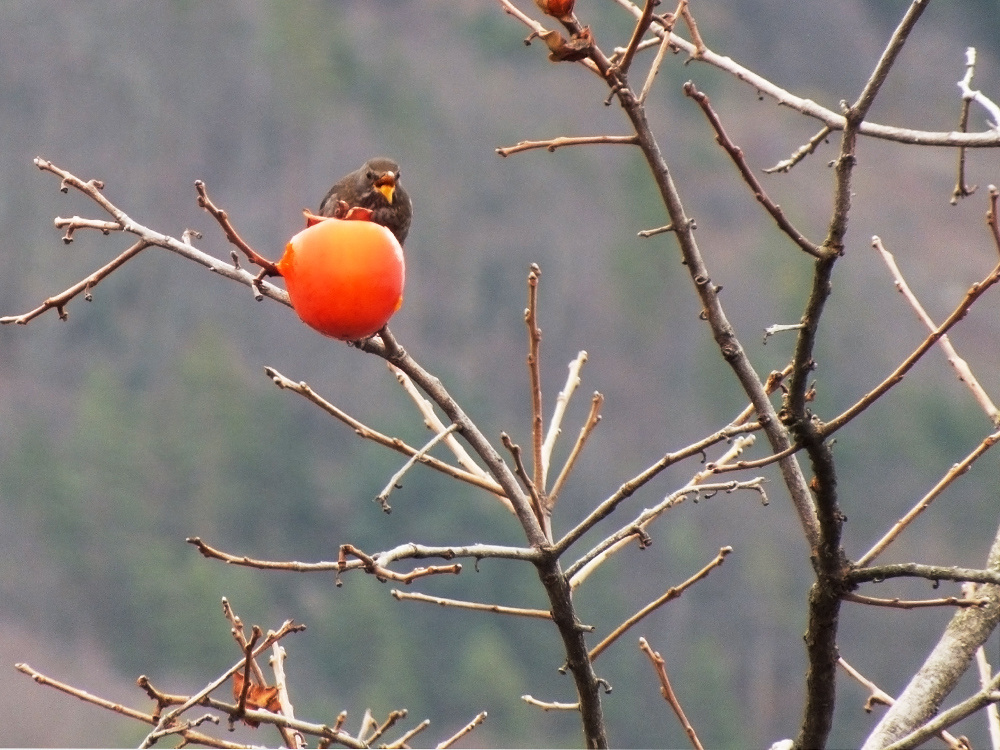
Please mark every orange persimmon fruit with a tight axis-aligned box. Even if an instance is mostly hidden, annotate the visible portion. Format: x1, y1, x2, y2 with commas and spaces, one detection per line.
277, 215, 405, 340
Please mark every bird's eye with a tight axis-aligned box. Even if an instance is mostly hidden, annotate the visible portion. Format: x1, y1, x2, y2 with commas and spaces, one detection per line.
366, 170, 376, 181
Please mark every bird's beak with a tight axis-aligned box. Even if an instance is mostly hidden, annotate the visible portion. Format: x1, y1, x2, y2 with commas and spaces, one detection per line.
374, 172, 396, 204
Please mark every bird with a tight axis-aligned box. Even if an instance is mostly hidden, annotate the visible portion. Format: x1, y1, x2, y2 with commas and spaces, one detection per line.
318, 157, 412, 245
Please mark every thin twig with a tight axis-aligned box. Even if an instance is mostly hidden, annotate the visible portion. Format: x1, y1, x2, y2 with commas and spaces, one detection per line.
222, 597, 294, 746
144, 714, 221, 744
957, 46, 1000, 130
856, 429, 1000, 566
233, 628, 262, 725
365, 710, 408, 746
637, 222, 676, 237
436, 711, 488, 749
521, 695, 580, 711
1, 240, 150, 325
195, 179, 279, 276
838, 657, 894, 713
221, 599, 268, 688
765, 125, 834, 173
588, 547, 731, 662
988, 185, 1000, 256
525, 264, 545, 493
843, 592, 989, 609
684, 81, 823, 258
384, 719, 430, 749
142, 687, 366, 748
838, 657, 967, 749
691, 435, 756, 481
706, 442, 806, 475
567, 478, 763, 588
339, 543, 462, 584
264, 367, 507, 501
388, 363, 495, 485
53, 215, 121, 241
391, 589, 554, 619
14, 663, 241, 749
763, 323, 806, 342
584, 436, 754, 594
375, 423, 460, 513
637, 16, 675, 104
496, 134, 638, 156
847, 562, 1000, 588
872, 235, 999, 424
190, 537, 477, 582
501, 432, 547, 533
951, 51, 977, 204
677, 1, 705, 56
616, 0, 658, 76
822, 261, 1000, 437
189, 536, 540, 571
555, 420, 761, 559
541, 351, 588, 487
355, 709, 376, 744
547, 392, 603, 507
639, 638, 706, 750
270, 644, 304, 749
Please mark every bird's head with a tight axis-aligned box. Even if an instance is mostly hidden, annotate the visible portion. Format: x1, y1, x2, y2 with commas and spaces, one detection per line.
364, 158, 401, 205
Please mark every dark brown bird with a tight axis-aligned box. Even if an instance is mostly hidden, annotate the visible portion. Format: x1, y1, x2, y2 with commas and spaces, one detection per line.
319, 157, 412, 245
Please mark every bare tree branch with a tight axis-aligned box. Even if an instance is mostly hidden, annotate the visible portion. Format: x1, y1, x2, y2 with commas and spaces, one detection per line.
436, 711, 488, 749
14, 663, 245, 749
1, 240, 149, 325
541, 350, 588, 487
848, 562, 1000, 588
525, 264, 546, 496
862, 525, 1000, 749
608, 0, 1000, 149
566, 481, 763, 585
614, 0, 657, 76
376, 423, 460, 513
872, 235, 999, 424
843, 592, 989, 610
522, 695, 580, 711
546, 391, 603, 508
496, 134, 638, 156
389, 363, 497, 487
588, 547, 731, 662
822, 258, 1000, 437
856, 428, 1000, 566
639, 637, 706, 750
838, 658, 967, 749
187, 537, 540, 573
264, 366, 508, 501
391, 589, 554, 620
683, 81, 823, 259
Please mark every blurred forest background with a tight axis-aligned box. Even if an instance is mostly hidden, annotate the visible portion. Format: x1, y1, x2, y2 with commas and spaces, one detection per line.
2, 1, 1000, 747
